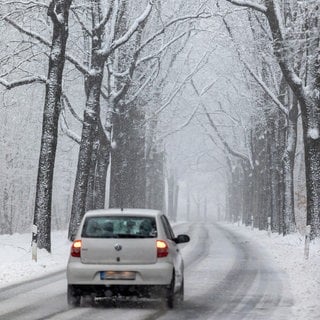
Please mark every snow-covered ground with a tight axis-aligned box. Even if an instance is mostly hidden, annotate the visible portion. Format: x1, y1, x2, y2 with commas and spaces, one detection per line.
222, 223, 320, 319
0, 224, 319, 319
0, 230, 70, 288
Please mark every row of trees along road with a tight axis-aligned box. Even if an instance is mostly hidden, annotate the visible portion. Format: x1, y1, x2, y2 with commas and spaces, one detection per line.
0, 0, 210, 251
213, 0, 320, 238
1, 0, 320, 251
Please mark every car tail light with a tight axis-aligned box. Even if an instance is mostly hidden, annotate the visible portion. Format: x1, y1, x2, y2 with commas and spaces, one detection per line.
71, 240, 82, 257
156, 240, 168, 258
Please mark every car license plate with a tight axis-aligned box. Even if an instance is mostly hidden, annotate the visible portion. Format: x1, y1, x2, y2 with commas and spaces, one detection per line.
100, 271, 136, 280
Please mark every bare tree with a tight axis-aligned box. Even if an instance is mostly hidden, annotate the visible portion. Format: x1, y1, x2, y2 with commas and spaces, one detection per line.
1, 0, 72, 251
33, 0, 72, 251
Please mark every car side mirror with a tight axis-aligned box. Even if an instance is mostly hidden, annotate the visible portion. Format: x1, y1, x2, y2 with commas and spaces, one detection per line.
175, 234, 190, 244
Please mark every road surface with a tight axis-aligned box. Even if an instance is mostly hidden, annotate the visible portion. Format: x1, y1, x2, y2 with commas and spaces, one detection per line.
0, 222, 293, 320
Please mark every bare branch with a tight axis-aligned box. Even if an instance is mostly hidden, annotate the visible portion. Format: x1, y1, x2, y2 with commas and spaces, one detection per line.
223, 18, 289, 116
225, 0, 267, 13
4, 17, 89, 76
61, 94, 83, 123
125, 62, 159, 105
71, 8, 92, 37
150, 52, 210, 119
95, 0, 114, 32
100, 1, 153, 57
204, 103, 252, 166
207, 110, 241, 125
0, 76, 46, 89
138, 12, 211, 55
191, 80, 252, 167
60, 110, 81, 144
160, 104, 199, 141
137, 29, 192, 66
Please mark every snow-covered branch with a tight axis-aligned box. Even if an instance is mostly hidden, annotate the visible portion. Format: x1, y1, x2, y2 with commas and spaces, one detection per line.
61, 94, 83, 124
71, 8, 92, 37
4, 16, 89, 76
200, 79, 218, 96
159, 105, 199, 141
191, 79, 252, 167
207, 110, 241, 125
2, 1, 48, 9
95, 0, 114, 33
150, 53, 209, 119
137, 29, 192, 66
226, 0, 304, 96
137, 12, 211, 55
60, 112, 81, 144
204, 103, 252, 167
100, 2, 153, 57
125, 62, 159, 105
223, 18, 289, 116
107, 0, 120, 48
0, 76, 46, 89
225, 0, 267, 14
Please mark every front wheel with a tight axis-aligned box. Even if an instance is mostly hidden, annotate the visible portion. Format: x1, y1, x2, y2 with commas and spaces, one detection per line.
67, 285, 81, 307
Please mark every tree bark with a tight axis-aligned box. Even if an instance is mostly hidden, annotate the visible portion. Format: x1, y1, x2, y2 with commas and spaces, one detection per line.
109, 103, 146, 208
68, 0, 105, 240
33, 0, 72, 252
282, 97, 298, 234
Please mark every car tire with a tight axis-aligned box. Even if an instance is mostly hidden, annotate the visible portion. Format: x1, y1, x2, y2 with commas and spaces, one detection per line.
67, 285, 81, 307
166, 274, 175, 309
177, 278, 184, 304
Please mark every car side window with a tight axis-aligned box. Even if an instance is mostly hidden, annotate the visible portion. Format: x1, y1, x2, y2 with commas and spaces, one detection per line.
161, 215, 175, 240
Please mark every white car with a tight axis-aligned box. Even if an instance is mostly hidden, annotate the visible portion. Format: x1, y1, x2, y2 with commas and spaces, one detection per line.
67, 208, 190, 308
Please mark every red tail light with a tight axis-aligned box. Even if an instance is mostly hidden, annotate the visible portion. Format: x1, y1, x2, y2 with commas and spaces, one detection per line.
71, 240, 82, 257
156, 240, 168, 258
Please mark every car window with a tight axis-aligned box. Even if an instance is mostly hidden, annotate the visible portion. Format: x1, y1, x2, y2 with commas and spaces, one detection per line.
81, 216, 157, 238
161, 215, 175, 240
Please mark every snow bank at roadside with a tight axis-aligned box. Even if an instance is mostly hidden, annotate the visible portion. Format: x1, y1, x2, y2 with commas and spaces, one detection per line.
0, 230, 70, 288
222, 222, 320, 320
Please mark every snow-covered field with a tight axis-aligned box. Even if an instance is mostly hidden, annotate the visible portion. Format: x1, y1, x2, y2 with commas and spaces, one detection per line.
0, 223, 319, 319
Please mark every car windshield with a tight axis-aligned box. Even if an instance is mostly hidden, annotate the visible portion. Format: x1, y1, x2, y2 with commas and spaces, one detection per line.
81, 216, 157, 238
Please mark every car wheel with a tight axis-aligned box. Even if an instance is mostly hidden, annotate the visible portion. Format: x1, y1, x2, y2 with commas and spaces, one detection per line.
166, 275, 175, 309
67, 285, 81, 307
177, 278, 184, 304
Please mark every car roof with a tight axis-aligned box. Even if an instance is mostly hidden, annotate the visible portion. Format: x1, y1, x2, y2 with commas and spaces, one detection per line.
84, 208, 163, 218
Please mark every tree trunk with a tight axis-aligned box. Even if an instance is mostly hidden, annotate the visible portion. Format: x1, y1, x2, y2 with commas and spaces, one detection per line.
94, 135, 110, 209
109, 103, 146, 208
173, 184, 179, 221
301, 104, 320, 238
282, 98, 298, 234
146, 146, 165, 211
167, 171, 175, 221
68, 1, 105, 239
33, 0, 72, 252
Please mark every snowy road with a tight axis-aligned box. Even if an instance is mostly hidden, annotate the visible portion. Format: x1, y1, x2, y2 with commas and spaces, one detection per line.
0, 223, 293, 320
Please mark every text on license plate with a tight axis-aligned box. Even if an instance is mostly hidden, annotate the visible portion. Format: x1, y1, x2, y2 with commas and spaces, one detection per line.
100, 271, 136, 280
